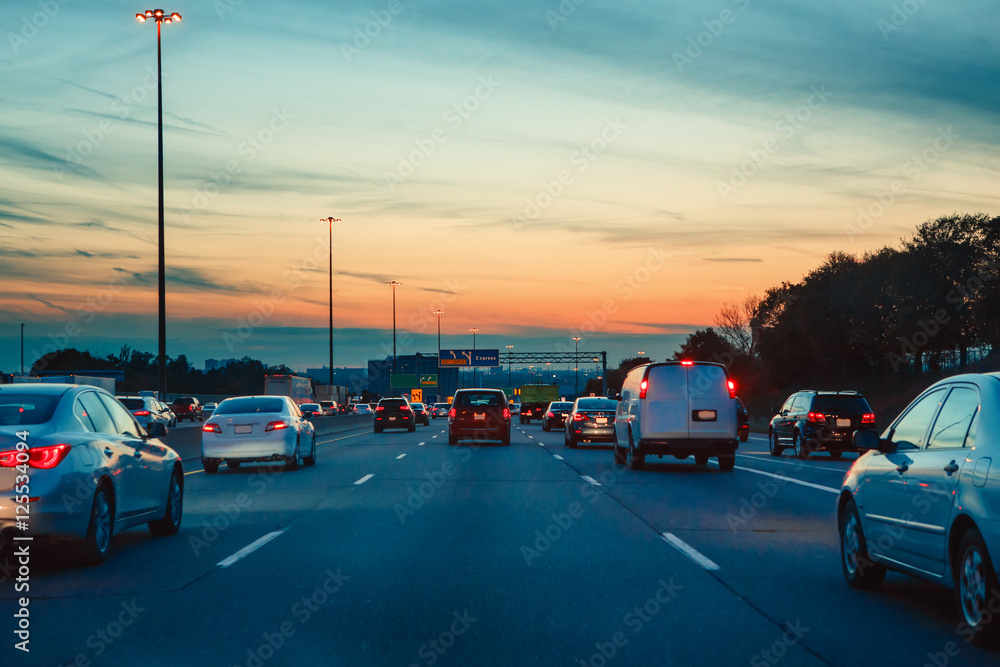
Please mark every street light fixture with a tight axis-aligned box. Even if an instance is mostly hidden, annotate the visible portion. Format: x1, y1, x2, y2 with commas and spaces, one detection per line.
572, 336, 581, 395
470, 327, 479, 386
136, 8, 182, 400
321, 217, 341, 387
387, 281, 401, 376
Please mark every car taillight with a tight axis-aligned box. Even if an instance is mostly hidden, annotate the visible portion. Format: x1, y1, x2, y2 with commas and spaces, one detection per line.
448, 408, 456, 418
545, 412, 554, 418
807, 412, 826, 423
573, 413, 586, 421
0, 444, 71, 469
29, 444, 71, 469
203, 423, 222, 433
503, 408, 510, 419
375, 406, 384, 411
639, 379, 648, 399
862, 413, 876, 424
265, 421, 288, 431
727, 380, 736, 399
400, 405, 411, 411
134, 410, 150, 416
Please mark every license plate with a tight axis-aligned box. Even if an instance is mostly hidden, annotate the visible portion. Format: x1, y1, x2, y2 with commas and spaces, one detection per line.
389, 417, 396, 421
474, 414, 486, 421
836, 419, 851, 428
596, 417, 608, 424
234, 424, 252, 434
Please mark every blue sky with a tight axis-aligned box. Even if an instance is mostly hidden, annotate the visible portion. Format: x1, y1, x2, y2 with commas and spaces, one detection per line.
1, 0, 998, 374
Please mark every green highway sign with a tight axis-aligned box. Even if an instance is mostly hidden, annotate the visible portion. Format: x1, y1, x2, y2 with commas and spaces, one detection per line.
420, 375, 438, 386
390, 374, 418, 388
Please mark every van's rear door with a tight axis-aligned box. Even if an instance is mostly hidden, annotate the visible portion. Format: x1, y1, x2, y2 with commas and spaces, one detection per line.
642, 364, 689, 439
687, 364, 735, 440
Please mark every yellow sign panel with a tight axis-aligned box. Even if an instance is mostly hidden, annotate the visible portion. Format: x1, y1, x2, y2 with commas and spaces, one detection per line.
411, 389, 423, 403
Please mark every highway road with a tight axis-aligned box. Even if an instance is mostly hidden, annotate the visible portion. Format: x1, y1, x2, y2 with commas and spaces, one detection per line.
3, 422, 997, 666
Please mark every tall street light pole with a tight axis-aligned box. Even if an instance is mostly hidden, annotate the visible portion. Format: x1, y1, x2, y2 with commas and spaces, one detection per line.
321, 217, 341, 387
433, 310, 443, 360
20, 323, 25, 376
505, 344, 513, 389
573, 336, 581, 396
469, 328, 479, 386
387, 281, 401, 376
136, 8, 181, 400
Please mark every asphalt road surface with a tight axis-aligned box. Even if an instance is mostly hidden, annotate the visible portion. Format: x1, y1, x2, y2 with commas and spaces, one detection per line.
3, 424, 997, 666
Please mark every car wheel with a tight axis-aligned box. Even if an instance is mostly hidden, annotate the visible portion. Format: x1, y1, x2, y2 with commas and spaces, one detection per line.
286, 439, 301, 471
448, 433, 458, 446
202, 458, 219, 474
149, 469, 183, 537
769, 430, 783, 457
840, 499, 886, 590
374, 426, 382, 433
304, 436, 317, 466
613, 433, 626, 465
542, 422, 549, 432
227, 460, 241, 469
695, 454, 709, 466
717, 454, 735, 472
830, 450, 843, 459
408, 424, 416, 433
80, 486, 113, 565
793, 431, 810, 459
502, 430, 511, 446
627, 431, 644, 471
567, 433, 577, 449
955, 527, 1000, 645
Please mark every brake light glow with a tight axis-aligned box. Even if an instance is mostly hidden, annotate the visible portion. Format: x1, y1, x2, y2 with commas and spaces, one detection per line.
375, 406, 384, 411
0, 444, 71, 469
639, 379, 648, 399
573, 413, 586, 421
448, 408, 456, 418
503, 408, 510, 420
203, 423, 222, 433
807, 412, 826, 423
134, 410, 151, 417
862, 413, 876, 424
265, 421, 288, 431
681, 360, 693, 366
728, 380, 736, 399
400, 405, 411, 411
545, 411, 554, 418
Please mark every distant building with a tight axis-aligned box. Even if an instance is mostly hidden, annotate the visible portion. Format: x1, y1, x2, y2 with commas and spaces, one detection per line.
205, 358, 238, 371
367, 354, 458, 402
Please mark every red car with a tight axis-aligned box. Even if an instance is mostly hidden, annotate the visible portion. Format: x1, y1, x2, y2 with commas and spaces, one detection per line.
170, 396, 203, 422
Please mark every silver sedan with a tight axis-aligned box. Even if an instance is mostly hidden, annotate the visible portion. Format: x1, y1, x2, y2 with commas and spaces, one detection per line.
839, 372, 1000, 645
0, 383, 184, 565
201, 396, 316, 473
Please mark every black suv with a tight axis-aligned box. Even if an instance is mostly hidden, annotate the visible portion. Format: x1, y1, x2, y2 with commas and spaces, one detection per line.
768, 390, 875, 459
374, 397, 415, 433
448, 389, 510, 446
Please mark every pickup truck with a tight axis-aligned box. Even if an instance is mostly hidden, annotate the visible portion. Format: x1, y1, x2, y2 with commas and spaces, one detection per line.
171, 396, 203, 422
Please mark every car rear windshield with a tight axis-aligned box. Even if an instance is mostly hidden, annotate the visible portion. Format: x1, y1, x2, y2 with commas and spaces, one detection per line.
215, 398, 285, 415
301, 404, 321, 410
118, 398, 145, 410
379, 399, 408, 409
0, 394, 60, 425
173, 397, 195, 405
457, 392, 503, 407
551, 402, 573, 410
576, 398, 617, 410
812, 396, 872, 413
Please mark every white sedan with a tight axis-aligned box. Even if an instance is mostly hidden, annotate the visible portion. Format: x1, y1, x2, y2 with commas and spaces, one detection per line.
201, 396, 316, 473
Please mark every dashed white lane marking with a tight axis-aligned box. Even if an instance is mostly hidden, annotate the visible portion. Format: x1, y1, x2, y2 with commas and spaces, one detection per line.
418, 442, 426, 446
552, 455, 564, 460
662, 532, 720, 571
582, 475, 600, 486
354, 474, 374, 485
218, 530, 285, 569
396, 454, 407, 460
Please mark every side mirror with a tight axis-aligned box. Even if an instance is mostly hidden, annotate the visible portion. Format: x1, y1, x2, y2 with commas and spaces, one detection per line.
770, 406, 779, 414
853, 429, 889, 453
146, 422, 167, 438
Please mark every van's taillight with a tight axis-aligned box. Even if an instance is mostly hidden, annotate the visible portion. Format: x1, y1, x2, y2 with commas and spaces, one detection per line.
503, 408, 510, 420
265, 421, 288, 431
727, 380, 736, 399
680, 360, 693, 366
807, 412, 826, 423
0, 444, 71, 469
448, 408, 456, 418
862, 413, 876, 424
203, 423, 222, 433
639, 380, 648, 399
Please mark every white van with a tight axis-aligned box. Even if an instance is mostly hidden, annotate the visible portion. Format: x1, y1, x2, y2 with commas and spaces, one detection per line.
614, 361, 739, 471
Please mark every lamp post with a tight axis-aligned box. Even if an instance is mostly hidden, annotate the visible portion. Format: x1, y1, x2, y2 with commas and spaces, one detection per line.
136, 8, 181, 399
469, 327, 479, 386
20, 323, 25, 376
387, 281, 401, 376
433, 310, 443, 359
505, 345, 513, 389
321, 217, 341, 387
572, 336, 581, 395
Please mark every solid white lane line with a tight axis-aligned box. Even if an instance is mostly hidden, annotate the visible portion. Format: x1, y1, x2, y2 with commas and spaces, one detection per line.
738, 453, 853, 472
582, 475, 600, 486
552, 455, 564, 460
317, 431, 371, 445
662, 533, 720, 571
396, 453, 407, 459
218, 530, 285, 569
354, 474, 374, 485
184, 469, 203, 476
733, 465, 839, 494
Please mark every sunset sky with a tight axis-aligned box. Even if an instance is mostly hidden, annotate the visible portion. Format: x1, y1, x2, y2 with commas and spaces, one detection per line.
1, 0, 998, 374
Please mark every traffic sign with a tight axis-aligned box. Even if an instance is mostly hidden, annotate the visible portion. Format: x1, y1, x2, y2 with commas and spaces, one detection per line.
420, 374, 437, 386
439, 349, 500, 367
390, 374, 418, 388
411, 389, 423, 402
